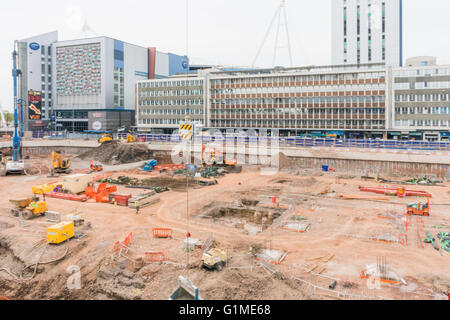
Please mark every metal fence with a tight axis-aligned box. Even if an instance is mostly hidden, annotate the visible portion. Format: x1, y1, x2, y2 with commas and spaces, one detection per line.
29, 131, 450, 152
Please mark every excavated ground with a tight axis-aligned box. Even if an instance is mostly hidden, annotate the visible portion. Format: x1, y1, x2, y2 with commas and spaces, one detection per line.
0, 153, 449, 300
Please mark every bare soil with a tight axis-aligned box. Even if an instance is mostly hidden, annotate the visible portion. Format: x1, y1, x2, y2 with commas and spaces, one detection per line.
0, 153, 449, 300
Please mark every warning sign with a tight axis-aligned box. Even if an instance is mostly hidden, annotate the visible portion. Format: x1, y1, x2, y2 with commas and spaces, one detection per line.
179, 123, 193, 141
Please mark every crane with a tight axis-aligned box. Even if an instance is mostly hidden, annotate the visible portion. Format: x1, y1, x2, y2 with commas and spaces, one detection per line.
2, 41, 25, 175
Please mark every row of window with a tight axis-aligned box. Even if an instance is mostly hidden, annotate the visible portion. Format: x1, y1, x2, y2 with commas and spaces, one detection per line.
395, 120, 449, 128
139, 108, 204, 115
395, 93, 449, 102
394, 68, 450, 77
138, 79, 203, 88
211, 96, 386, 105
139, 99, 204, 107
211, 83, 385, 94
211, 108, 385, 115
139, 89, 203, 97
395, 107, 450, 115
394, 82, 450, 90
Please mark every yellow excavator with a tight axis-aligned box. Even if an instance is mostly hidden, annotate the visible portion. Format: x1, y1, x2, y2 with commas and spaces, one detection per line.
126, 134, 136, 143
51, 152, 71, 174
98, 133, 114, 144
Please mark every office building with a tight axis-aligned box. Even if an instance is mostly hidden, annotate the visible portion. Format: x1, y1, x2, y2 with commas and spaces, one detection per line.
332, 0, 403, 67
391, 64, 450, 141
136, 76, 206, 134
16, 31, 58, 131
137, 64, 391, 139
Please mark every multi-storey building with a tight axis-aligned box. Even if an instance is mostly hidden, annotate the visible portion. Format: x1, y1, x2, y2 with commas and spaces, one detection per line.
332, 0, 403, 67
15, 32, 189, 133
392, 64, 450, 141
136, 63, 450, 141
137, 64, 391, 139
136, 76, 206, 134
17, 31, 58, 131
207, 64, 390, 139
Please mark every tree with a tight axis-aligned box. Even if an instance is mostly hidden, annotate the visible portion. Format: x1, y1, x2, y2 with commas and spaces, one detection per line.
4, 111, 13, 124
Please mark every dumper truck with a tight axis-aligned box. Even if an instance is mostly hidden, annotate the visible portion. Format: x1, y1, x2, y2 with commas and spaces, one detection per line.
10, 197, 47, 220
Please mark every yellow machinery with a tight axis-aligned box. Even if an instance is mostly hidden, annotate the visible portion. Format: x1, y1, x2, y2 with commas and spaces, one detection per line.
98, 133, 113, 144
10, 197, 47, 220
47, 221, 75, 244
201, 248, 227, 271
51, 152, 71, 174
32, 182, 61, 195
126, 134, 136, 143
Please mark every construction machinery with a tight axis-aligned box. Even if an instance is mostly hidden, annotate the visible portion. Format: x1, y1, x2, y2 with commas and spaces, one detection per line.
98, 133, 113, 144
10, 196, 47, 220
85, 182, 117, 203
2, 41, 25, 175
90, 160, 103, 172
142, 159, 157, 172
407, 198, 430, 217
126, 134, 136, 143
47, 221, 75, 244
201, 248, 227, 271
201, 145, 241, 172
51, 152, 71, 174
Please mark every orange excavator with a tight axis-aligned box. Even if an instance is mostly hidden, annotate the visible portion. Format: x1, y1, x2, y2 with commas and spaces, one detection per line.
406, 198, 430, 217
90, 160, 103, 172
201, 145, 240, 171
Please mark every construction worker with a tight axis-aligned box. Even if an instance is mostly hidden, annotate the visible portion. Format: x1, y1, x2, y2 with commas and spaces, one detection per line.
135, 201, 140, 215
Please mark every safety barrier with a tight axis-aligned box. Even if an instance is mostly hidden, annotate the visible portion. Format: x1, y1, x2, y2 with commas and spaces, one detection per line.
29, 130, 450, 152
113, 232, 133, 257
152, 228, 173, 238
145, 252, 166, 263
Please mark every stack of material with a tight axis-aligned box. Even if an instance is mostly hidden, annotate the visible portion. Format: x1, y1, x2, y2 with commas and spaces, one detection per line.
128, 190, 160, 209
437, 232, 450, 252
45, 211, 61, 223
64, 214, 85, 227
112, 193, 132, 206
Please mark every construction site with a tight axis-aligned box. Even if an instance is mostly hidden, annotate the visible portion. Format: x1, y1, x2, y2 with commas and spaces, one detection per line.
0, 136, 449, 301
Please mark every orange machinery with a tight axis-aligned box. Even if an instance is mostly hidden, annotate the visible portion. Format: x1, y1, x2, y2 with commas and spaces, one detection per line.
406, 197, 430, 217
85, 182, 117, 203
90, 160, 103, 172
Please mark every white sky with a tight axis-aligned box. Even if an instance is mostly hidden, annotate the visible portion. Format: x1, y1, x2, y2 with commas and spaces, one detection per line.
0, 0, 449, 111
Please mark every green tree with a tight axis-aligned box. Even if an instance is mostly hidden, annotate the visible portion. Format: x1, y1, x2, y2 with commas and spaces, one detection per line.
3, 111, 14, 124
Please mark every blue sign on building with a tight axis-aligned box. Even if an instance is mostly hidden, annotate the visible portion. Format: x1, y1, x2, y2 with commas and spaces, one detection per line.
29, 42, 40, 51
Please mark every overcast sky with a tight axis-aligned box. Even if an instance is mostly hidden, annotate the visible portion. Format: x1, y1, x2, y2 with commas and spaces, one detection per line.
0, 0, 449, 111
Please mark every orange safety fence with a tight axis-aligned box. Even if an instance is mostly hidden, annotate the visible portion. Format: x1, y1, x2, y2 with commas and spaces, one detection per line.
145, 252, 166, 263
152, 228, 173, 238
113, 232, 133, 254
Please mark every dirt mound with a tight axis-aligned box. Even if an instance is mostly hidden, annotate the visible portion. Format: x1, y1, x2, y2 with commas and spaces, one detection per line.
277, 153, 295, 170
79, 142, 154, 165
